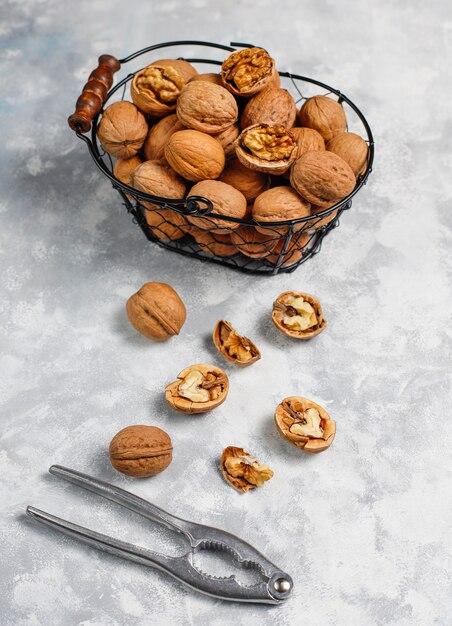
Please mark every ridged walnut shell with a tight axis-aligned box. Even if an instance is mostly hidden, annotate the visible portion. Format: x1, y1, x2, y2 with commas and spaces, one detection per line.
220, 446, 273, 492
186, 180, 247, 234
165, 363, 229, 414
241, 88, 297, 129
164, 130, 225, 182
132, 160, 186, 205
275, 397, 336, 453
176, 81, 238, 135
213, 320, 261, 366
230, 226, 278, 258
144, 209, 186, 241
109, 425, 173, 477
272, 291, 326, 339
289, 127, 326, 158
213, 123, 240, 160
97, 101, 148, 159
126, 282, 186, 341
114, 155, 143, 187
221, 47, 277, 97
143, 114, 185, 162
189, 228, 237, 257
219, 158, 270, 203
307, 204, 339, 230
299, 95, 347, 142
235, 124, 297, 175
326, 132, 368, 176
131, 59, 198, 117
189, 72, 223, 86
253, 186, 310, 234
267, 232, 310, 268
290, 151, 356, 208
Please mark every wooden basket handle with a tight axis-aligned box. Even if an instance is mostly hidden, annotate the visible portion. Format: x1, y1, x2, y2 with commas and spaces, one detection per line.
68, 55, 121, 133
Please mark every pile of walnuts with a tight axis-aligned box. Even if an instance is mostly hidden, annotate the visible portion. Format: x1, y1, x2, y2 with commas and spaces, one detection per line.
97, 47, 368, 265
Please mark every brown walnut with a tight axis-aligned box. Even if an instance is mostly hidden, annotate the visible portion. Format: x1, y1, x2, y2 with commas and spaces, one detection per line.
213, 123, 240, 160
274, 397, 336, 453
241, 88, 297, 129
266, 232, 310, 267
97, 101, 148, 159
186, 180, 247, 234
221, 47, 277, 97
189, 72, 223, 86
176, 81, 238, 134
272, 291, 326, 339
235, 124, 297, 175
299, 95, 347, 142
164, 130, 225, 181
289, 127, 326, 158
220, 446, 273, 492
114, 155, 143, 187
230, 226, 278, 258
252, 186, 311, 234
109, 425, 173, 477
326, 132, 368, 176
213, 320, 261, 366
219, 158, 270, 203
143, 114, 185, 162
189, 228, 237, 257
165, 364, 229, 414
126, 282, 186, 341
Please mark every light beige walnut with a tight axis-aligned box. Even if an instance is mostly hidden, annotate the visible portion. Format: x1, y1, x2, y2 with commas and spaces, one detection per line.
289, 127, 326, 158
143, 114, 185, 162
109, 425, 172, 477
221, 47, 277, 97
253, 186, 310, 234
272, 291, 326, 339
219, 158, 270, 203
241, 88, 297, 129
213, 123, 240, 160
274, 397, 336, 453
213, 320, 261, 366
164, 130, 225, 181
176, 81, 238, 134
235, 124, 297, 175
97, 101, 148, 159
266, 232, 310, 267
186, 180, 247, 233
114, 155, 143, 187
230, 226, 278, 258
220, 446, 273, 492
131, 59, 198, 117
299, 95, 347, 142
290, 151, 355, 208
165, 364, 229, 414
326, 132, 368, 176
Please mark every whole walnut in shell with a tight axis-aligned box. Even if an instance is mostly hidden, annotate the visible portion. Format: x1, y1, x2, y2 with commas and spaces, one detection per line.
97, 101, 148, 159
289, 127, 326, 158
114, 155, 143, 187
299, 95, 347, 142
164, 130, 225, 181
326, 132, 368, 176
190, 229, 237, 257
145, 209, 186, 241
274, 397, 335, 453
230, 226, 278, 258
308, 204, 339, 229
132, 160, 186, 203
109, 425, 173, 477
186, 180, 247, 233
267, 232, 310, 267
131, 59, 198, 117
236, 124, 297, 175
219, 158, 270, 203
126, 282, 186, 341
290, 151, 355, 208
253, 186, 310, 234
213, 123, 240, 160
176, 81, 238, 134
143, 114, 185, 162
241, 88, 297, 129
221, 47, 277, 97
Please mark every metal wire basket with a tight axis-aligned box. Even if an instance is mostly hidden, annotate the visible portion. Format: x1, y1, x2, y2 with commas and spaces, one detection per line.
68, 40, 374, 275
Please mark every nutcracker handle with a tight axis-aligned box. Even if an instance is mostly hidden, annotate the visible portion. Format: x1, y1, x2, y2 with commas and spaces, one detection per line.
68, 54, 121, 133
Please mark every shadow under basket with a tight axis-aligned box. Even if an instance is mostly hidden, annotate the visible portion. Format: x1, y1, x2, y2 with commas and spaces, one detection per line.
69, 40, 375, 275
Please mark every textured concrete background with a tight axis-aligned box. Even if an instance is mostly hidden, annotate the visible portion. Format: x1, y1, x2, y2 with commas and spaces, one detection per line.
1, 1, 452, 624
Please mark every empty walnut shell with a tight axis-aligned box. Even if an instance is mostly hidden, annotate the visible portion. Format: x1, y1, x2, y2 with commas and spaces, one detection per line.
186, 180, 247, 234
236, 124, 297, 175
275, 397, 336, 453
219, 158, 270, 203
114, 155, 143, 187
97, 101, 148, 159
164, 130, 225, 182
230, 226, 278, 258
109, 425, 173, 477
221, 47, 277, 97
126, 282, 186, 341
176, 81, 238, 135
299, 95, 347, 142
272, 291, 326, 339
241, 88, 297, 129
326, 132, 369, 177
131, 59, 198, 117
220, 446, 273, 492
252, 186, 311, 235
189, 228, 237, 257
213, 123, 240, 160
143, 114, 185, 162
266, 232, 310, 267
290, 151, 356, 208
289, 127, 326, 158
165, 363, 229, 414
213, 320, 261, 366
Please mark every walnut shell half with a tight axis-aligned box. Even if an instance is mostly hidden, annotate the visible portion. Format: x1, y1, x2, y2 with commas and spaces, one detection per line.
272, 291, 326, 339
221, 446, 273, 492
165, 364, 229, 414
274, 397, 336, 453
235, 124, 297, 175
221, 47, 277, 97
176, 80, 238, 134
213, 320, 261, 366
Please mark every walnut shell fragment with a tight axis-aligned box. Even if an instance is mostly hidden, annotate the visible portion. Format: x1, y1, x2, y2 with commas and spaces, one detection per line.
213, 320, 261, 366
274, 397, 336, 453
176, 80, 238, 134
221, 47, 277, 97
97, 101, 148, 159
236, 124, 297, 175
272, 291, 326, 339
109, 425, 173, 477
221, 446, 273, 492
165, 364, 229, 414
